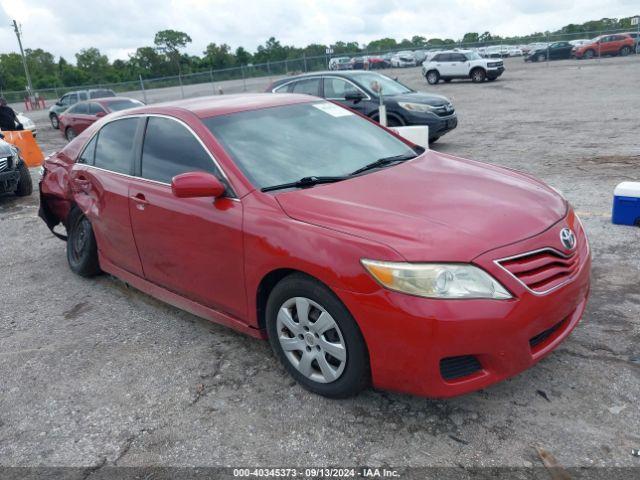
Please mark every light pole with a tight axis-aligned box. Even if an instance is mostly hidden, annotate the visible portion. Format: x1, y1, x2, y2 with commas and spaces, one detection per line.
12, 19, 33, 96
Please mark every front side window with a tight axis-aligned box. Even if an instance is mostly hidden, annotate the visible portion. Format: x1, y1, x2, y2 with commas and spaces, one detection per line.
71, 102, 89, 115
141, 116, 221, 185
290, 78, 321, 96
323, 78, 360, 99
93, 118, 138, 175
353, 73, 412, 96
89, 103, 105, 115
203, 101, 415, 190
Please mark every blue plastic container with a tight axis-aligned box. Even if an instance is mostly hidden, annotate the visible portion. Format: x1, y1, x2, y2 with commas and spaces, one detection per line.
612, 182, 640, 226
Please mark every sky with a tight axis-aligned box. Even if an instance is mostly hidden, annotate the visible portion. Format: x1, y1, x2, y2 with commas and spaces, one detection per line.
0, 0, 638, 62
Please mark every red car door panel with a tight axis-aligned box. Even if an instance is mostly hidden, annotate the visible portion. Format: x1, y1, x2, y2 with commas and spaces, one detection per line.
70, 165, 144, 276
128, 179, 246, 319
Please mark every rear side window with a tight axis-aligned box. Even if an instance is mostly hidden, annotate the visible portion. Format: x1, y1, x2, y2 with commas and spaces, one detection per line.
90, 89, 116, 99
79, 92, 88, 101
94, 118, 138, 175
290, 78, 321, 96
140, 117, 222, 185
78, 135, 97, 165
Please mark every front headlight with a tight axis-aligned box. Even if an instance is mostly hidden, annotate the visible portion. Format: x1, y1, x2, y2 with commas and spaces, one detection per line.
398, 102, 436, 113
361, 260, 512, 299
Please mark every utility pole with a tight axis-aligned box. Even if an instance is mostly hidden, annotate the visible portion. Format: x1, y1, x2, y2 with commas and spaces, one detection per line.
12, 19, 33, 95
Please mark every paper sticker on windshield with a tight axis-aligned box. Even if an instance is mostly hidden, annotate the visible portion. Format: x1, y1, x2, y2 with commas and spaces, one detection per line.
312, 102, 353, 117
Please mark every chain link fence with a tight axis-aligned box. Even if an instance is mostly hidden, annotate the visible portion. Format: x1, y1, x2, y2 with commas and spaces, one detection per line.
2, 26, 638, 108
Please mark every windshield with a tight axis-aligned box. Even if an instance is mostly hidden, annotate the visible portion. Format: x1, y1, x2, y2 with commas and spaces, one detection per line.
107, 99, 144, 111
465, 52, 481, 60
354, 73, 412, 96
204, 101, 416, 190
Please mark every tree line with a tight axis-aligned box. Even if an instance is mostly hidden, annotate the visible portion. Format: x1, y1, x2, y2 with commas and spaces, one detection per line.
0, 15, 637, 92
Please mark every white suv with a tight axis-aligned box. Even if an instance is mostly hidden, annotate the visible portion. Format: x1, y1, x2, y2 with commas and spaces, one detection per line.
422, 50, 505, 84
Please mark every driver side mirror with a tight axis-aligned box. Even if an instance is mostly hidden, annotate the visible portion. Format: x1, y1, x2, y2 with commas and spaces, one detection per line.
171, 171, 225, 199
95, 111, 106, 118
344, 91, 364, 103
55, 101, 63, 107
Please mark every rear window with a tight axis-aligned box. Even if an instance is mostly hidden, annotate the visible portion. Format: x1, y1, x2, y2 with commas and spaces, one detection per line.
93, 118, 138, 175
105, 99, 144, 112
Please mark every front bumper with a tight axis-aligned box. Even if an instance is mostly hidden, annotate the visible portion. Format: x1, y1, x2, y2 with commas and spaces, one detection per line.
402, 111, 458, 137
487, 67, 505, 79
335, 211, 590, 398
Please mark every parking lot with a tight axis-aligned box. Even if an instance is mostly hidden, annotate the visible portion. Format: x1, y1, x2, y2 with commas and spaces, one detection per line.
1, 56, 639, 473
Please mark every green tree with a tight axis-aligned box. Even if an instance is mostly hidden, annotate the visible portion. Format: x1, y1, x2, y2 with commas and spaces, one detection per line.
154, 29, 192, 75
75, 47, 109, 83
462, 32, 480, 45
203, 43, 235, 69
235, 46, 251, 65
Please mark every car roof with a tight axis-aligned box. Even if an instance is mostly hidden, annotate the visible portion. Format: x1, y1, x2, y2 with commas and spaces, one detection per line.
271, 70, 383, 86
121, 93, 318, 119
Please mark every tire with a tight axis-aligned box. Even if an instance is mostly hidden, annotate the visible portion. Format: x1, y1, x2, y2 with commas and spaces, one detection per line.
426, 70, 440, 85
50, 114, 59, 130
619, 46, 630, 56
65, 127, 77, 141
384, 115, 403, 127
429, 136, 440, 144
584, 49, 595, 59
470, 68, 486, 83
266, 273, 370, 398
14, 162, 33, 197
66, 208, 101, 277
537, 53, 546, 62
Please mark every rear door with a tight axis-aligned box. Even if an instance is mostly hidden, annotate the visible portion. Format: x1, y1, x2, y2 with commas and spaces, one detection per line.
433, 53, 452, 75
70, 117, 144, 276
127, 115, 246, 319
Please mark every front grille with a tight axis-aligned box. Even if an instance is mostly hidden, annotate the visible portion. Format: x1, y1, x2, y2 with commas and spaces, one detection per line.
0, 156, 9, 172
440, 355, 482, 381
434, 104, 455, 117
529, 317, 567, 349
497, 248, 579, 294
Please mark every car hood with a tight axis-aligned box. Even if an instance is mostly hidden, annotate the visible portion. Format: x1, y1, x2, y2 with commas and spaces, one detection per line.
387, 91, 450, 106
275, 151, 566, 262
0, 138, 17, 158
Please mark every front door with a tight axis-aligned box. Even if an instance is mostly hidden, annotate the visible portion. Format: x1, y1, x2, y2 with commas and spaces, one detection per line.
323, 77, 369, 115
128, 115, 246, 319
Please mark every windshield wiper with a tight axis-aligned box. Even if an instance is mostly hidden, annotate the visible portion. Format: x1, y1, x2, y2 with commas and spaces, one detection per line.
261, 175, 348, 192
349, 152, 418, 176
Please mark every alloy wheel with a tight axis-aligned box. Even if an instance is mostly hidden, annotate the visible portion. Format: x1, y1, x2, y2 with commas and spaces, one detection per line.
276, 297, 347, 384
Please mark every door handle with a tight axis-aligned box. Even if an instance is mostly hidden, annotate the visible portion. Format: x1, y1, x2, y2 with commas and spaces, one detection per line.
131, 193, 149, 210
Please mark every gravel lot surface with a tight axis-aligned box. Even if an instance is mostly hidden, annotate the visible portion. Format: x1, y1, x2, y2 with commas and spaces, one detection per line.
1, 56, 639, 474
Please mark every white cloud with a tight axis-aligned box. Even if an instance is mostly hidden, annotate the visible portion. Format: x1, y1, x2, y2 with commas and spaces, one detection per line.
0, 0, 637, 62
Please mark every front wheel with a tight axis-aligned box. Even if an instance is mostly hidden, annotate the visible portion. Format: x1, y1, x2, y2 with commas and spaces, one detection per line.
50, 114, 59, 129
537, 53, 546, 62
471, 68, 486, 83
266, 274, 370, 398
619, 46, 630, 56
426, 70, 440, 85
584, 49, 595, 59
66, 208, 101, 277
15, 162, 33, 197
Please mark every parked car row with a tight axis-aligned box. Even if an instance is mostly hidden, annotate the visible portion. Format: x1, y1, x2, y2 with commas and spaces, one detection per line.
524, 34, 637, 61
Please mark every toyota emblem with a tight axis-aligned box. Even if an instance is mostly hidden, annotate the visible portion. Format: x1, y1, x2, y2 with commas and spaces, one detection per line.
560, 228, 576, 250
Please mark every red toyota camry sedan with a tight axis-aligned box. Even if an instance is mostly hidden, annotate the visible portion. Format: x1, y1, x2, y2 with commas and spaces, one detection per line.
39, 94, 590, 398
